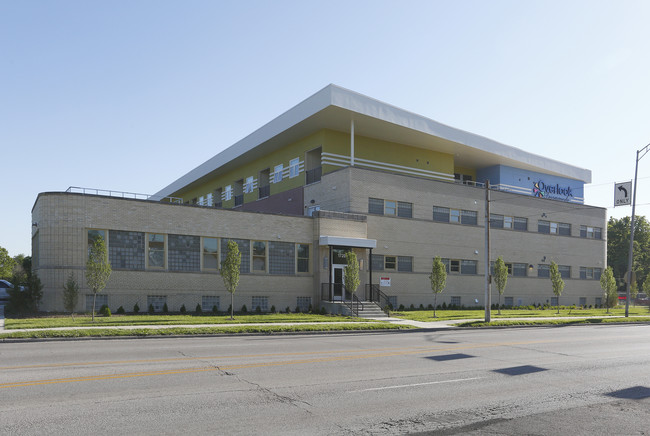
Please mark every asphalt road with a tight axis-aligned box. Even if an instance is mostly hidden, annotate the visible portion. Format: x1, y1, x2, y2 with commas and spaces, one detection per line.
1, 325, 650, 435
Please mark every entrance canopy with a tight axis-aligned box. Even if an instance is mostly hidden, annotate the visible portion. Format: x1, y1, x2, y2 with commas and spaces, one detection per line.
319, 235, 377, 249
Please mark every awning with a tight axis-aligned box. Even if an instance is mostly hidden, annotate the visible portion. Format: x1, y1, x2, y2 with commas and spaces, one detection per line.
318, 235, 377, 249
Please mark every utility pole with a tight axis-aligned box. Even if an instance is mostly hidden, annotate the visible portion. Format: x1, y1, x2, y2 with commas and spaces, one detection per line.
625, 143, 650, 317
485, 180, 491, 322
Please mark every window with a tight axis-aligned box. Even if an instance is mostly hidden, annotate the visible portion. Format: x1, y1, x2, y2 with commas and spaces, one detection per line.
86, 294, 108, 312
258, 169, 270, 199
198, 196, 205, 206
203, 237, 219, 270
450, 259, 460, 273
580, 226, 602, 239
297, 244, 310, 273
551, 297, 558, 306
307, 205, 320, 216
371, 254, 384, 271
450, 296, 461, 306
397, 201, 413, 218
454, 174, 473, 185
513, 263, 527, 277
461, 260, 477, 275
461, 210, 477, 225
397, 256, 413, 272
225, 185, 232, 201
385, 256, 396, 270
207, 193, 213, 207
539, 220, 570, 236
369, 198, 384, 215
273, 164, 283, 183
289, 158, 300, 178
297, 296, 311, 312
252, 241, 266, 272
147, 295, 167, 312
595, 297, 602, 306
504, 216, 513, 229
168, 235, 200, 272
221, 239, 250, 273
580, 267, 602, 280
109, 230, 145, 270
385, 200, 396, 216
514, 217, 528, 231
538, 220, 550, 234
558, 223, 571, 236
244, 176, 254, 194
87, 229, 106, 257
433, 206, 450, 222
147, 234, 165, 268
450, 209, 460, 223
579, 297, 587, 306
490, 214, 504, 229
558, 265, 571, 279
538, 264, 550, 278
504, 297, 514, 306
492, 262, 514, 275
214, 188, 223, 208
202, 296, 219, 312
269, 241, 295, 275
251, 296, 269, 312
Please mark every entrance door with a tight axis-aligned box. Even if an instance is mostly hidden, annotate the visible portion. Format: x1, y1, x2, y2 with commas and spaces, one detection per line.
332, 265, 346, 301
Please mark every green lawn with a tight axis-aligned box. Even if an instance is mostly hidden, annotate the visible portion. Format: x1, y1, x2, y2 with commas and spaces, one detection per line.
391, 307, 650, 322
0, 322, 413, 339
4, 313, 368, 330
457, 317, 650, 328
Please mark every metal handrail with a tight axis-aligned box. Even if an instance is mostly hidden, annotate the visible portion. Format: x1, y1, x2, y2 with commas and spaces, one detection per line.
366, 284, 391, 313
320, 283, 363, 317
66, 186, 183, 204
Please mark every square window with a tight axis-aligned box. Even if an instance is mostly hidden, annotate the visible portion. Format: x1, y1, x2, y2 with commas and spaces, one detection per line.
369, 198, 384, 215
397, 256, 412, 272
461, 210, 477, 225
397, 201, 412, 218
202, 295, 219, 312
251, 296, 269, 312
385, 256, 396, 270
433, 206, 450, 222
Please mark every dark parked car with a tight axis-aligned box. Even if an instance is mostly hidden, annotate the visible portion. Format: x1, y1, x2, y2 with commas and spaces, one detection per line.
0, 279, 14, 303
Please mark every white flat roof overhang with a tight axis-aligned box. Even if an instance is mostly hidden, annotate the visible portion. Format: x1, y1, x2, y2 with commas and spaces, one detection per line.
319, 236, 377, 249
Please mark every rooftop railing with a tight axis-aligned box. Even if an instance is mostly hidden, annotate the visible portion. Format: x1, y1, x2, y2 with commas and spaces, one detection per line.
65, 186, 183, 204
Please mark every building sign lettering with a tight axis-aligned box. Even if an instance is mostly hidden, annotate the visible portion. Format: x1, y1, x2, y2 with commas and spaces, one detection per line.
532, 180, 573, 201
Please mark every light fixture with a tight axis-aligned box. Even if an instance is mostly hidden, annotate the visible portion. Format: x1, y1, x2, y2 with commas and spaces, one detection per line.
474, 250, 479, 255
528, 264, 534, 271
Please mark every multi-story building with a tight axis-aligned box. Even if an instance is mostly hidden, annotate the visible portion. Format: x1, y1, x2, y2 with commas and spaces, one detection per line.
32, 85, 606, 313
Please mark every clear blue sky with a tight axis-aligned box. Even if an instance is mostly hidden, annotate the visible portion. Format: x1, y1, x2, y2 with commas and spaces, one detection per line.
2, 0, 650, 257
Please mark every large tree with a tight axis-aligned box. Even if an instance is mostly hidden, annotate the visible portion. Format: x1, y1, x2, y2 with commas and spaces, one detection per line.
549, 261, 565, 314
429, 256, 447, 318
607, 216, 650, 292
493, 256, 508, 315
0, 246, 15, 279
221, 240, 241, 320
86, 237, 112, 322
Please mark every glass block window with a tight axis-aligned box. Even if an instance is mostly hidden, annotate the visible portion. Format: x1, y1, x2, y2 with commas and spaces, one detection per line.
384, 200, 397, 215
558, 265, 571, 279
297, 244, 310, 273
87, 229, 106, 257
109, 230, 145, 270
594, 268, 602, 279
388, 296, 398, 309
85, 294, 108, 312
490, 214, 504, 229
252, 241, 266, 272
202, 295, 219, 312
168, 234, 200, 272
369, 198, 384, 215
148, 234, 165, 268
513, 263, 527, 277
433, 206, 450, 222
461, 210, 477, 225
450, 296, 461, 306
397, 256, 413, 272
371, 254, 384, 271
595, 297, 602, 305
579, 297, 587, 306
538, 264, 550, 278
538, 220, 550, 234
551, 297, 558, 306
221, 238, 250, 273
514, 217, 528, 231
289, 158, 300, 178
252, 296, 269, 312
558, 223, 571, 236
461, 260, 477, 275
504, 297, 514, 306
203, 237, 219, 270
147, 295, 167, 312
385, 256, 396, 270
397, 201, 412, 218
297, 296, 311, 312
269, 241, 295, 275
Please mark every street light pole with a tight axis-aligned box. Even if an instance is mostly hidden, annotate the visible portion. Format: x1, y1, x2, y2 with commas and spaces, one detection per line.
625, 143, 650, 317
485, 180, 491, 322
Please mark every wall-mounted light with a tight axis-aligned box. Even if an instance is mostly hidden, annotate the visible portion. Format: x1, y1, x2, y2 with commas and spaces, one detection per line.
32, 222, 38, 227
310, 199, 315, 204
528, 264, 534, 271
541, 213, 547, 218
474, 250, 479, 255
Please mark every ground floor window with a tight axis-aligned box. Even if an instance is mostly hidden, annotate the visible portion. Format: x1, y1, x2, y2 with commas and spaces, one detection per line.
579, 297, 587, 306
551, 297, 559, 306
388, 296, 398, 309
297, 244, 310, 273
397, 256, 413, 272
297, 296, 311, 312
85, 294, 108, 312
450, 296, 461, 306
595, 297, 602, 305
147, 295, 167, 312
252, 296, 269, 312
504, 297, 514, 306
202, 295, 219, 312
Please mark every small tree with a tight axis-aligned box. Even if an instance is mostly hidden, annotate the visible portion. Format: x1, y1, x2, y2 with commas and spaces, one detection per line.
549, 261, 565, 314
344, 251, 360, 301
493, 256, 508, 315
86, 236, 112, 322
630, 279, 639, 305
221, 240, 241, 320
63, 273, 79, 320
429, 256, 447, 318
600, 266, 617, 313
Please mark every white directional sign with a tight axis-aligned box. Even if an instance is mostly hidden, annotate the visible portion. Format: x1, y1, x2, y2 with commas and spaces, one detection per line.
615, 181, 632, 207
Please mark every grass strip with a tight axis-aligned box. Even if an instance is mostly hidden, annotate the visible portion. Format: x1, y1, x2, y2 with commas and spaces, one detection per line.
392, 307, 650, 322
4, 313, 366, 330
455, 317, 650, 328
0, 322, 413, 339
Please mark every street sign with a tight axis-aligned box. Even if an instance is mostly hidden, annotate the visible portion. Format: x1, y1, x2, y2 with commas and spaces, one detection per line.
614, 181, 632, 206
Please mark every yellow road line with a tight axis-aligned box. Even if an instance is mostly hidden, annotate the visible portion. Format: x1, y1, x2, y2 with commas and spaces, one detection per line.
0, 339, 556, 390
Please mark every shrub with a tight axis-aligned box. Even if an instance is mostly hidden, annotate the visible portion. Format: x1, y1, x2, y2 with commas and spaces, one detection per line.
442, 302, 447, 309
398, 304, 405, 311
409, 304, 415, 310
133, 303, 140, 313
195, 303, 202, 314
255, 305, 262, 314
212, 305, 219, 314
427, 304, 433, 310
116, 306, 125, 314
227, 304, 232, 314
99, 304, 111, 317
285, 306, 291, 313
308, 304, 313, 313
180, 304, 186, 314
419, 303, 424, 310
270, 305, 276, 313
148, 304, 155, 314
295, 305, 301, 313
162, 303, 169, 313
320, 306, 327, 315
241, 304, 248, 313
